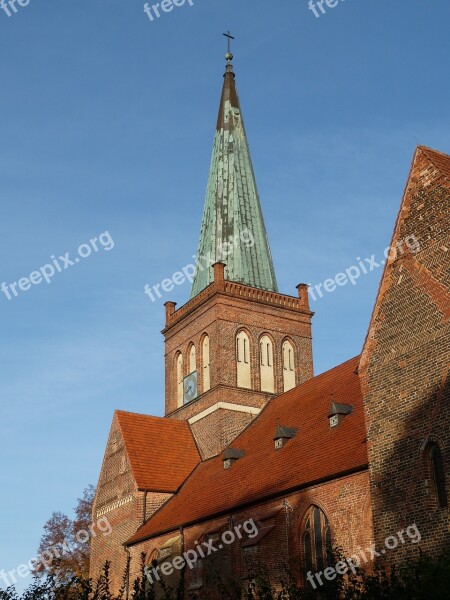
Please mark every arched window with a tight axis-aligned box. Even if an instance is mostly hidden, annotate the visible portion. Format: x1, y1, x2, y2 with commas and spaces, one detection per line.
302, 506, 332, 575
426, 442, 448, 508
236, 331, 251, 389
189, 344, 196, 374
324, 525, 333, 567
147, 536, 183, 593
303, 529, 312, 573
260, 335, 274, 393
282, 340, 296, 392
176, 353, 183, 407
202, 335, 210, 393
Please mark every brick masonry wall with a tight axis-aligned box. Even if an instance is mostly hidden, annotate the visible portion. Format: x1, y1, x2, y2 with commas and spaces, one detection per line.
190, 408, 258, 459
163, 286, 313, 455
171, 385, 271, 422
89, 415, 173, 591
360, 147, 450, 560
90, 490, 173, 592
164, 291, 313, 417
125, 471, 371, 596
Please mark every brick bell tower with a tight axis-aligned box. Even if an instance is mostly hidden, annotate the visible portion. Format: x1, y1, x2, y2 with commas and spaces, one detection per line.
163, 47, 314, 459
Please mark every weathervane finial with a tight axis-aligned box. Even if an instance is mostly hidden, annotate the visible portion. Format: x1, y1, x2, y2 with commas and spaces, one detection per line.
223, 30, 235, 62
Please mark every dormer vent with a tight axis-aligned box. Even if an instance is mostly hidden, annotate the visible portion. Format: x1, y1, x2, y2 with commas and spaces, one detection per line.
273, 425, 297, 449
328, 401, 353, 428
223, 448, 244, 469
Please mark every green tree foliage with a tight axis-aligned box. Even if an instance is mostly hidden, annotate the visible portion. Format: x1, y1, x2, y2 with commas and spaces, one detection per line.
2, 545, 450, 600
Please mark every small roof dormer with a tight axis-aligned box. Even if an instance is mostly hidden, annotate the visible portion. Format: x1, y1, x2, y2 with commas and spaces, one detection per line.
223, 447, 244, 470
328, 401, 353, 429
273, 425, 297, 449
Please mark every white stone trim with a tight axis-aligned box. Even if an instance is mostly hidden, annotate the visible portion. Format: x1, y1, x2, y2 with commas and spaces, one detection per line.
96, 493, 134, 517
188, 402, 261, 425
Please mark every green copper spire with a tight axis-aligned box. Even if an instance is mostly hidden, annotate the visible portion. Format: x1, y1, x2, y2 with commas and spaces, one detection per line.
190, 44, 278, 298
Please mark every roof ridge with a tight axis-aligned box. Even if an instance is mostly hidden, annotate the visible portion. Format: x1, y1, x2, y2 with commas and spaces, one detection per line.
417, 145, 450, 159
115, 409, 180, 424
279, 355, 360, 397
417, 145, 450, 181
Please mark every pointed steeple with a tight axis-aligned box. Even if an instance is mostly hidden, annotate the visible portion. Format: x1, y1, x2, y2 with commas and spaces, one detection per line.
190, 47, 278, 298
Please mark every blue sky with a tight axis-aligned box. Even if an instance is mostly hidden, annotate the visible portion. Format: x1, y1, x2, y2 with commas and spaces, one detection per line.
0, 0, 449, 590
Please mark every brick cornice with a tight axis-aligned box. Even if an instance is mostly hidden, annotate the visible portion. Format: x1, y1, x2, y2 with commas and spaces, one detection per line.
162, 280, 313, 334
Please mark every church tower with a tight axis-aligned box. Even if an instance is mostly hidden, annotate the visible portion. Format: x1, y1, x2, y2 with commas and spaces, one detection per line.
163, 48, 314, 459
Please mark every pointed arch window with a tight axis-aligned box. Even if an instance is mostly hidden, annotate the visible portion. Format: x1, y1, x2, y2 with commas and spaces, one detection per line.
282, 340, 296, 392
202, 335, 210, 393
236, 331, 251, 389
426, 442, 447, 508
176, 353, 183, 407
303, 528, 312, 574
302, 506, 332, 575
259, 335, 274, 393
189, 344, 196, 374
147, 537, 183, 593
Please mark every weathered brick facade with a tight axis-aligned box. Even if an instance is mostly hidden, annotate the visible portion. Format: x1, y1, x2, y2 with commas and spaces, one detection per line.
91, 414, 174, 590
360, 146, 450, 559
90, 144, 449, 597
121, 355, 369, 596
127, 471, 372, 594
189, 407, 257, 460
90, 412, 200, 589
163, 264, 313, 457
90, 42, 449, 594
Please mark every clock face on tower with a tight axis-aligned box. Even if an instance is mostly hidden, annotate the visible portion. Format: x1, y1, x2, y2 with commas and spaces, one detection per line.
183, 372, 198, 404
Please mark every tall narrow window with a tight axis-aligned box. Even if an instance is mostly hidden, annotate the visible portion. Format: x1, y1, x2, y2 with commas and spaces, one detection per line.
189, 344, 196, 374
149, 537, 183, 593
428, 443, 448, 508
260, 335, 274, 393
236, 331, 251, 389
176, 353, 183, 407
302, 506, 331, 576
303, 526, 312, 573
282, 340, 296, 392
202, 335, 210, 393
313, 507, 324, 572
324, 526, 333, 567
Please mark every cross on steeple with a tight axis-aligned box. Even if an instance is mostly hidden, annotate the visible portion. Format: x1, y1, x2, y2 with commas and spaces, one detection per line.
223, 30, 235, 56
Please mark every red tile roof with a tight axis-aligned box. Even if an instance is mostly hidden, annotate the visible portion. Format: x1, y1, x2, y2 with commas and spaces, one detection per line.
116, 410, 201, 492
418, 146, 450, 180
127, 357, 367, 545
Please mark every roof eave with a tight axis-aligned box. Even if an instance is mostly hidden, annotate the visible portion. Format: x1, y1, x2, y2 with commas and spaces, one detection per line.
125, 462, 368, 547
